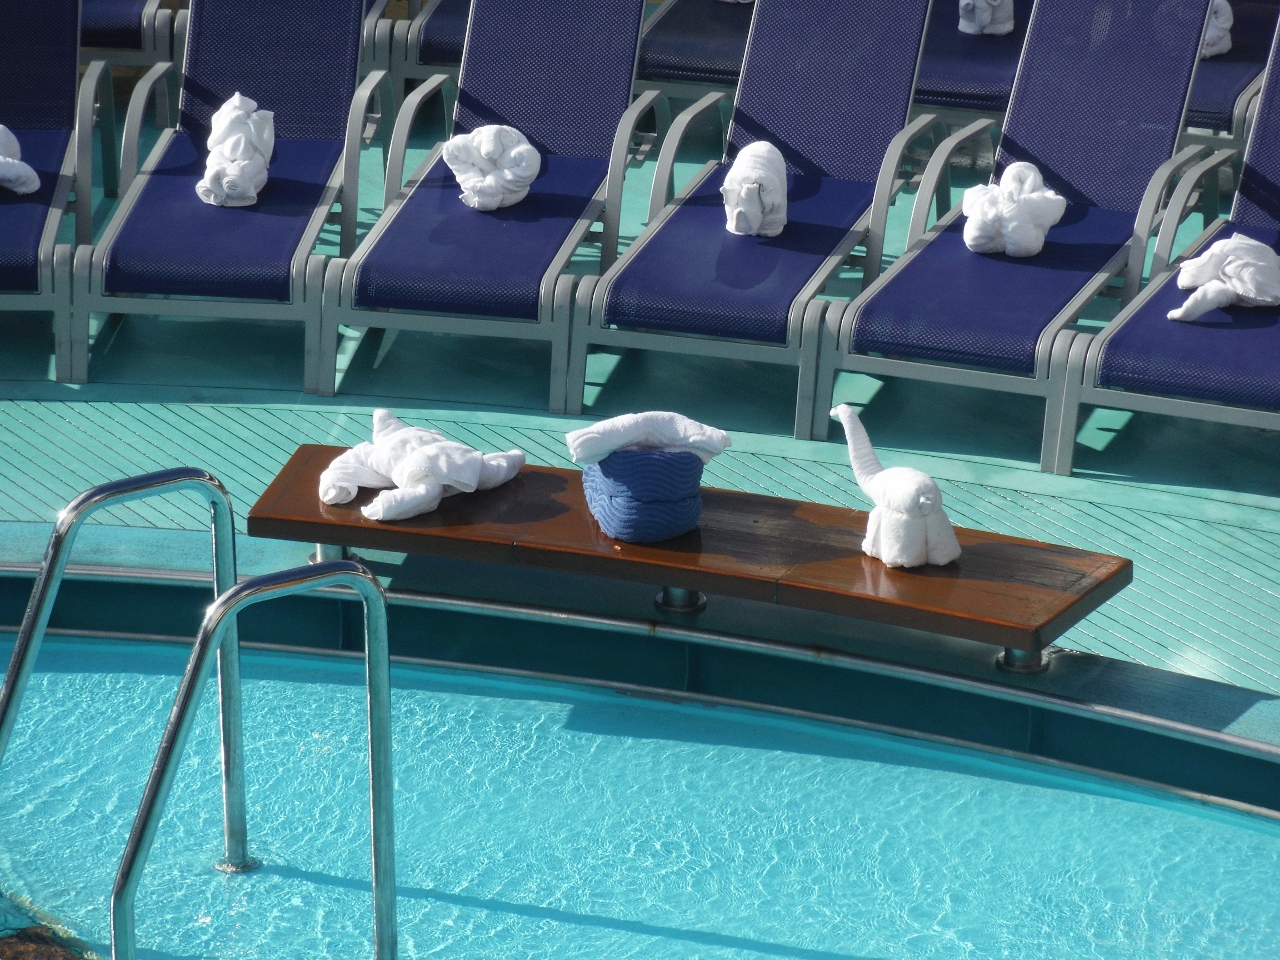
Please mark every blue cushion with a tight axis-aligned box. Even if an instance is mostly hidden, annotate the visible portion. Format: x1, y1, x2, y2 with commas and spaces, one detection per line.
601, 167, 873, 344
851, 205, 1135, 375
81, 0, 148, 50
636, 0, 752, 87
0, 129, 72, 294
353, 154, 608, 319
915, 0, 1030, 113
1188, 60, 1266, 131
416, 0, 471, 66
103, 132, 343, 302
0, 0, 79, 131
1096, 223, 1280, 410
582, 450, 704, 544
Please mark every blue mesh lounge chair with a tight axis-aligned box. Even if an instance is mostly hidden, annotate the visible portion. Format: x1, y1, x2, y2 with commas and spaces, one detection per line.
317, 0, 653, 408
634, 0, 753, 96
1, 0, 117, 381
810, 0, 1214, 467
914, 0, 1032, 118
1046, 29, 1280, 475
387, 0, 472, 111
1181, 0, 1280, 155
565, 0, 943, 435
67, 0, 387, 387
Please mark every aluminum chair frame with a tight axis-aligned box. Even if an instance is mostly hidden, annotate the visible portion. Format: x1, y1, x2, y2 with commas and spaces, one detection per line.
386, 0, 465, 120
67, 41, 390, 388
80, 0, 175, 68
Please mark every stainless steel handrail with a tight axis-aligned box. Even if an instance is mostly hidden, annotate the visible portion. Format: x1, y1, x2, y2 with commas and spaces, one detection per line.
0, 468, 255, 870
110, 561, 396, 960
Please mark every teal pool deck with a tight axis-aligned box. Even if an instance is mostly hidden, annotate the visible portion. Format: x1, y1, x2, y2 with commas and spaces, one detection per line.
1, 97, 1280, 762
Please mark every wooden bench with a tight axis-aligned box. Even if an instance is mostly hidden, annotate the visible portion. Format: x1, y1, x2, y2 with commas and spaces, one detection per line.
248, 444, 1133, 672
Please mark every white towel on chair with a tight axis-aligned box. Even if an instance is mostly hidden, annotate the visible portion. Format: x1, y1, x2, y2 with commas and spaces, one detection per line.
721, 141, 788, 237
959, 0, 1015, 35
0, 125, 40, 195
318, 409, 526, 521
441, 125, 541, 211
1167, 233, 1280, 321
1201, 0, 1233, 58
962, 162, 1066, 257
196, 92, 275, 207
566, 411, 732, 465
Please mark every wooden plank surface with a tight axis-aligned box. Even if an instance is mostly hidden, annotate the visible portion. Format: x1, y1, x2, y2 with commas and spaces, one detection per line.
248, 445, 1134, 651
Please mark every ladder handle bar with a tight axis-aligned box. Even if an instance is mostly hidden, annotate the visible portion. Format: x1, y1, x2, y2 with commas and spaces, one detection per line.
110, 561, 396, 960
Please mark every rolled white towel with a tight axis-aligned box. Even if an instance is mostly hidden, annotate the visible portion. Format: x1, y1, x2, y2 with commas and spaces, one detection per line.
441, 124, 541, 211
0, 125, 40, 195
1167, 233, 1280, 321
1201, 0, 1233, 58
319, 442, 395, 505
196, 92, 275, 207
959, 0, 1014, 35
962, 162, 1066, 258
566, 411, 732, 465
363, 449, 526, 521
721, 141, 787, 237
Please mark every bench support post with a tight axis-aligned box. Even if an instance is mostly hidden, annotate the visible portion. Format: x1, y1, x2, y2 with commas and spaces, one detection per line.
656, 586, 707, 615
312, 543, 350, 563
998, 647, 1048, 674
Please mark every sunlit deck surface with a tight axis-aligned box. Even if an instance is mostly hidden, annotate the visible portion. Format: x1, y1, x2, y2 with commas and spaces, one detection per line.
0, 88, 1278, 741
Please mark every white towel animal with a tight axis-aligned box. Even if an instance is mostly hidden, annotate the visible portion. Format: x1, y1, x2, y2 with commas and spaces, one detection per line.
566, 412, 732, 465
196, 93, 274, 207
441, 125, 541, 211
959, 0, 1015, 35
1167, 233, 1280, 321
831, 405, 962, 569
319, 409, 526, 521
721, 141, 788, 237
1201, 0, 1233, 58
0, 126, 40, 195
962, 162, 1066, 258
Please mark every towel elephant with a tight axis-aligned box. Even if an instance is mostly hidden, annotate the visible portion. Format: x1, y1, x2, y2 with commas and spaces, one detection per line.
0, 125, 40, 195
441, 124, 541, 211
1167, 233, 1280, 321
831, 405, 961, 568
721, 141, 788, 237
196, 92, 275, 207
962, 162, 1066, 258
959, 0, 1015, 35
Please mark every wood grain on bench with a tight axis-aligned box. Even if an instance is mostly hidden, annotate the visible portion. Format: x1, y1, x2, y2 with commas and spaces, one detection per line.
248, 445, 1133, 652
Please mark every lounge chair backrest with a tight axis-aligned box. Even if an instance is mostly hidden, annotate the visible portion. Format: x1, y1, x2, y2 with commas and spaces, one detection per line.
0, 0, 80, 130
997, 0, 1209, 212
178, 0, 367, 142
726, 0, 934, 181
1233, 26, 1280, 229
454, 0, 647, 159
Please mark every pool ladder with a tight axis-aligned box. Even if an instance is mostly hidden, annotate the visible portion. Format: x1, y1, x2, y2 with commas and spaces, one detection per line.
0, 469, 398, 960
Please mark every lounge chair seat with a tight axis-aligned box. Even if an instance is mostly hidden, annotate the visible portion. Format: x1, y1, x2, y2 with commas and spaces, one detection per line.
0, 129, 74, 293
82, 0, 150, 49
603, 170, 874, 344
636, 0, 752, 89
1095, 223, 1280, 410
851, 205, 1134, 374
353, 154, 609, 319
914, 0, 1029, 114
103, 134, 344, 302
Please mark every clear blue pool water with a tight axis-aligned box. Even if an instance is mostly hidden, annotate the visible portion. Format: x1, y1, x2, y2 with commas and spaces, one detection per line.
1, 637, 1279, 960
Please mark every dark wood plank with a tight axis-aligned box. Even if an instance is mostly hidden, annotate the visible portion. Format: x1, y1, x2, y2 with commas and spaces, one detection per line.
248, 445, 1133, 651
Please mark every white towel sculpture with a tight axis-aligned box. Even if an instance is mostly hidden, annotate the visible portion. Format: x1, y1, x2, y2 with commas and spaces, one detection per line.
566, 411, 732, 465
0, 126, 40, 195
1167, 233, 1280, 321
196, 93, 274, 207
721, 141, 788, 237
441, 125, 541, 211
959, 0, 1015, 35
1201, 0, 1233, 58
831, 405, 962, 569
319, 409, 525, 521
962, 162, 1066, 258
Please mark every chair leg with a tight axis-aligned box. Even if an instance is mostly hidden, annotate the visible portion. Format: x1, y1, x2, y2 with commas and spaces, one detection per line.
547, 273, 577, 415
1049, 334, 1094, 476
68, 245, 94, 384
316, 258, 347, 397
52, 245, 74, 382
564, 276, 598, 417
792, 299, 827, 440
805, 303, 844, 442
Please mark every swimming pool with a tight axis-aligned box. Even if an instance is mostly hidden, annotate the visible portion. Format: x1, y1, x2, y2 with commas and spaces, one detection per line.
1, 636, 1278, 960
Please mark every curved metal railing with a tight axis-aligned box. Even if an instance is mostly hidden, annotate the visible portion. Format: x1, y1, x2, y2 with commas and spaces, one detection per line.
0, 470, 254, 869
110, 561, 396, 960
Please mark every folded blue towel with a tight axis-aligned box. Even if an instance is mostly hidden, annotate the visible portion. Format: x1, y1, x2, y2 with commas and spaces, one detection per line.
582, 449, 703, 543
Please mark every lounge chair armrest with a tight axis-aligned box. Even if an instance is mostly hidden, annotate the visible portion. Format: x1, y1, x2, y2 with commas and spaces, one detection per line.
75, 60, 118, 246
864, 113, 946, 284
602, 89, 663, 270
384, 73, 453, 208
342, 68, 394, 257
905, 117, 995, 249
1149, 148, 1237, 278
1233, 70, 1266, 139
121, 61, 176, 198
647, 90, 728, 223
1121, 144, 1210, 300
174, 9, 190, 70
363, 0, 393, 58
